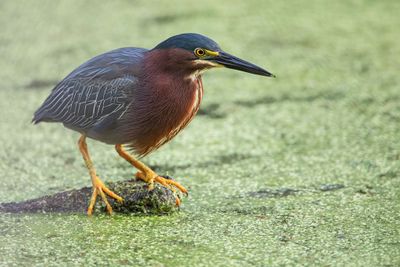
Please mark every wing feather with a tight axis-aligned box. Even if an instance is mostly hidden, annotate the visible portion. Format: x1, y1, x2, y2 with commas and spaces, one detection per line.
33, 47, 147, 133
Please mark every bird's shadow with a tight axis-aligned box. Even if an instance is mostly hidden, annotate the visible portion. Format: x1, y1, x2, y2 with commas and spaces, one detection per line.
149, 152, 255, 174
234, 91, 345, 108
197, 103, 226, 119
25, 79, 58, 90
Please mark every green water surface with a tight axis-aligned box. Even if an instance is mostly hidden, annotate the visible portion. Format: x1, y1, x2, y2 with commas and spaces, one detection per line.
0, 0, 399, 266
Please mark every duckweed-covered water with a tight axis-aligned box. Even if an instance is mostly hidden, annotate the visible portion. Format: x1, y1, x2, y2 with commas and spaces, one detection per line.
1, 1, 399, 266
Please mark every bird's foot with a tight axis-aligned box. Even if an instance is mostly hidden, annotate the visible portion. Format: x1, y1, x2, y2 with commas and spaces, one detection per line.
135, 171, 188, 206
87, 175, 123, 215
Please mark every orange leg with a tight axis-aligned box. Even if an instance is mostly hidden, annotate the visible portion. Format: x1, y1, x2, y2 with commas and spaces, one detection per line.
115, 144, 188, 205
78, 135, 123, 215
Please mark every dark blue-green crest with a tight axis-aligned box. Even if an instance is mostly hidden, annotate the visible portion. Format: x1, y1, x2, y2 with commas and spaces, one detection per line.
153, 33, 221, 52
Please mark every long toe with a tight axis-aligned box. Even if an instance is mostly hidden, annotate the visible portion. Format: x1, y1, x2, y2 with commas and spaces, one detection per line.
154, 176, 188, 196
88, 176, 124, 215
97, 186, 113, 214
135, 172, 187, 206
87, 188, 98, 216
101, 185, 123, 203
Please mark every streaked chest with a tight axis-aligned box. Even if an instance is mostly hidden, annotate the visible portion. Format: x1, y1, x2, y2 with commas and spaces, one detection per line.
158, 75, 203, 143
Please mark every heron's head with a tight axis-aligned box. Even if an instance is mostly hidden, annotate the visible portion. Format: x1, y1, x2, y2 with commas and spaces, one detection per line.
152, 33, 275, 77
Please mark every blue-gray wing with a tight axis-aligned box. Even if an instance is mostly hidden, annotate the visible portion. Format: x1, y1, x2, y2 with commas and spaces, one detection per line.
34, 77, 135, 131
33, 47, 147, 133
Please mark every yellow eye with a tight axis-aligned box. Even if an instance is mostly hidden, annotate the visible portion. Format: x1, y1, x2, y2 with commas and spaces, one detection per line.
194, 48, 206, 57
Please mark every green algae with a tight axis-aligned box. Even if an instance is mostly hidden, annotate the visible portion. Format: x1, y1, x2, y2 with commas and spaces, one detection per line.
1, 0, 400, 266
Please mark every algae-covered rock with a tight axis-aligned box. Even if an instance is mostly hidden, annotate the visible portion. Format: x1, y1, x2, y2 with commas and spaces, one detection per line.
0, 179, 178, 215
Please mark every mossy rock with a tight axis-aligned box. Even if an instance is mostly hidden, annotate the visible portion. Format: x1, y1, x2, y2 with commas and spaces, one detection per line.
0, 179, 178, 215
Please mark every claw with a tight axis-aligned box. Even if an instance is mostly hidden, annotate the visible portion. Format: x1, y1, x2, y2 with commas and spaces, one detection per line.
135, 172, 188, 206
175, 196, 181, 206
160, 176, 189, 195
87, 176, 123, 215
154, 176, 188, 196
116, 144, 188, 206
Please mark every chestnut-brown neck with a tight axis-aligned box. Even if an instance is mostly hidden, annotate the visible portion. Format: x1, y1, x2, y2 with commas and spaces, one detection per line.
125, 48, 204, 156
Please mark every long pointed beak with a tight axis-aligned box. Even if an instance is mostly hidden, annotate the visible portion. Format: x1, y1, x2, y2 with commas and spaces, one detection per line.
210, 51, 275, 77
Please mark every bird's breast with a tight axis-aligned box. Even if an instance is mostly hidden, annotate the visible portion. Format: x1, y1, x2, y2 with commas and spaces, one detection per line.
152, 75, 204, 147
166, 76, 203, 137
128, 74, 204, 156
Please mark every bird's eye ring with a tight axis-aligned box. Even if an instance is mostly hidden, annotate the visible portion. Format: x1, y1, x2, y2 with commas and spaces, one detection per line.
194, 48, 205, 57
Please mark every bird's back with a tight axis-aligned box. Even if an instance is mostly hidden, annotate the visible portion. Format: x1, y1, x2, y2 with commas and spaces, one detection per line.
33, 47, 147, 139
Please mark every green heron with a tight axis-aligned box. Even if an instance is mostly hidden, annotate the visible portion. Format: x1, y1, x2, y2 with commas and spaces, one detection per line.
33, 33, 274, 215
